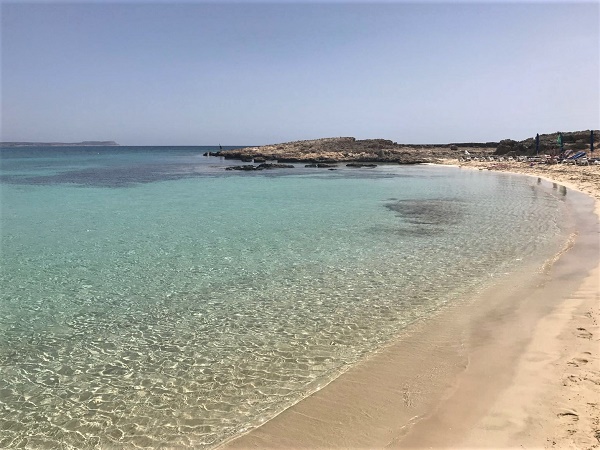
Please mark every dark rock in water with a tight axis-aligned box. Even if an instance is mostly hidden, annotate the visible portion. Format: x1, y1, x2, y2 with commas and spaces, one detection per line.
346, 163, 377, 168
225, 163, 295, 171
240, 157, 254, 162
305, 163, 337, 168
225, 165, 256, 171
277, 157, 306, 163
257, 163, 294, 170
253, 157, 267, 163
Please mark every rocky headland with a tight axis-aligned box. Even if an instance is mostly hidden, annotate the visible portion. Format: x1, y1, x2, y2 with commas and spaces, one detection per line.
210, 130, 597, 165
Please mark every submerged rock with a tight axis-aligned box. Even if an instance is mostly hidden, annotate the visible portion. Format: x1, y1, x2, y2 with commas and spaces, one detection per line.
225, 165, 255, 171
346, 163, 377, 168
305, 163, 337, 168
257, 163, 294, 170
225, 163, 295, 171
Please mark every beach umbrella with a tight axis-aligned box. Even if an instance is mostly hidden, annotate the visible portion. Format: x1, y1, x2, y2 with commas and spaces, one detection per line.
535, 133, 539, 155
591, 130, 594, 153
557, 133, 563, 153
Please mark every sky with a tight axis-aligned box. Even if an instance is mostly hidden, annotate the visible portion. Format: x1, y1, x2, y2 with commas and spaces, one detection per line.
1, 1, 598, 146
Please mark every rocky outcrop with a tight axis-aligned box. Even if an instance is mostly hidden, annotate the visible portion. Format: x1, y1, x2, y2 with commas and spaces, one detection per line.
214, 137, 493, 164
495, 139, 526, 155
212, 130, 597, 164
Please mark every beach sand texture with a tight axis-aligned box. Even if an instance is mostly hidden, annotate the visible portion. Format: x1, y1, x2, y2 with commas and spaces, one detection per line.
220, 163, 600, 450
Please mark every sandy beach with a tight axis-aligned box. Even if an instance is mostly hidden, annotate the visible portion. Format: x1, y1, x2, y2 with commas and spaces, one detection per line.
220, 162, 600, 450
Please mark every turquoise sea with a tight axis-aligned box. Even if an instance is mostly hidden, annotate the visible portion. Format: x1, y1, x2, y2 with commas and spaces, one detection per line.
0, 146, 572, 448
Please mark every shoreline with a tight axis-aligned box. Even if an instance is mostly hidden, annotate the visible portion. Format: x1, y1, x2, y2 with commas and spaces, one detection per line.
219, 165, 600, 449
446, 158, 600, 202
440, 160, 600, 448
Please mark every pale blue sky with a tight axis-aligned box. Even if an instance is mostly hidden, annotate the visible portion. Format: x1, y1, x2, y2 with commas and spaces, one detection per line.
1, 1, 598, 145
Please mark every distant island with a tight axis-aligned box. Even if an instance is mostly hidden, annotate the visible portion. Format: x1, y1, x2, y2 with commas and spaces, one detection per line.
1, 141, 119, 147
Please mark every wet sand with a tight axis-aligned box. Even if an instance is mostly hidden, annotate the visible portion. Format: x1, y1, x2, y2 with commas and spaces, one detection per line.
219, 165, 600, 449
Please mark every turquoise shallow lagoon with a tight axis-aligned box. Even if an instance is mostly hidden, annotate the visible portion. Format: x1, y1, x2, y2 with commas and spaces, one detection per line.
0, 147, 572, 448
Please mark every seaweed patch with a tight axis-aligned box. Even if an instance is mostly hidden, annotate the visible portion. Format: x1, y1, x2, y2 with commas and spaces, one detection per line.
384, 199, 465, 226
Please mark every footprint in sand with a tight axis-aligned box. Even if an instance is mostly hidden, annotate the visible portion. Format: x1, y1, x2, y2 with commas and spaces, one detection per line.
583, 375, 600, 386
568, 357, 589, 367
557, 410, 579, 436
557, 410, 579, 422
576, 327, 593, 339
565, 375, 581, 384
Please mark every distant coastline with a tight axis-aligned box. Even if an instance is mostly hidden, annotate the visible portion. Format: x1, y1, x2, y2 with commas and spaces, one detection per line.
0, 141, 119, 147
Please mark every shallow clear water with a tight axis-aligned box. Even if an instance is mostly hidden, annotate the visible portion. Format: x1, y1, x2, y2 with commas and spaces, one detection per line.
0, 147, 571, 448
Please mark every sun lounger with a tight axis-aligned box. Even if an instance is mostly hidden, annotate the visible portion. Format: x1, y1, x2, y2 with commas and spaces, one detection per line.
577, 157, 589, 165
561, 151, 586, 163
